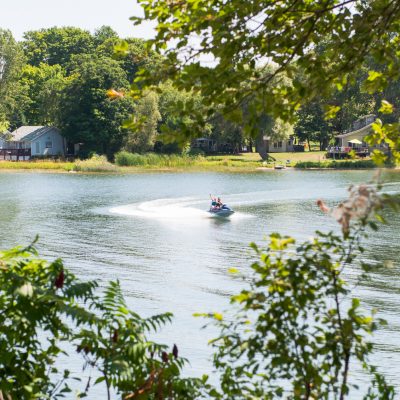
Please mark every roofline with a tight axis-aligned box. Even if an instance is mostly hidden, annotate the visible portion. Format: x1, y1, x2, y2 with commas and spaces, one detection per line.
12, 126, 61, 142
336, 123, 373, 138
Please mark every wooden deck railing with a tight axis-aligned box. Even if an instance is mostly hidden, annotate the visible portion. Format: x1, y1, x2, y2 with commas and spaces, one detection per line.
0, 148, 31, 161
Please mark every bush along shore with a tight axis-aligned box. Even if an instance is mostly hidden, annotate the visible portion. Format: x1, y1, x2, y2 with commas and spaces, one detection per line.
294, 160, 378, 169
0, 152, 393, 173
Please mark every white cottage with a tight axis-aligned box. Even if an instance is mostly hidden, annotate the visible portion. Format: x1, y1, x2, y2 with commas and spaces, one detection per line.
0, 126, 66, 160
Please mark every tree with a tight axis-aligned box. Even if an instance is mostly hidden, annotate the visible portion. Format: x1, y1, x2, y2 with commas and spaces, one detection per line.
18, 63, 67, 125
23, 27, 94, 68
93, 25, 119, 47
0, 29, 25, 130
133, 0, 400, 147
156, 81, 211, 152
115, 38, 163, 82
59, 56, 134, 158
123, 90, 161, 153
296, 100, 332, 151
210, 112, 244, 154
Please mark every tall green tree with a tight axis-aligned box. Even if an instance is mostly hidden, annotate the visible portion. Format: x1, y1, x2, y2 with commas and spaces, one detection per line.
18, 63, 67, 125
156, 81, 211, 151
59, 56, 134, 157
296, 100, 332, 150
23, 27, 94, 68
93, 25, 119, 47
123, 90, 161, 153
0, 29, 25, 131
114, 38, 163, 82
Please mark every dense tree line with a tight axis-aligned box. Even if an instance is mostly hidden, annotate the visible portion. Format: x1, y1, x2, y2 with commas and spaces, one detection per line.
0, 26, 316, 158
0, 26, 258, 157
1, 24, 400, 158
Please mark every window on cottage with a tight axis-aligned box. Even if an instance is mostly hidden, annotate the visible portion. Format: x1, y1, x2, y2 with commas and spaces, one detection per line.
45, 141, 52, 149
278, 141, 283, 148
35, 142, 40, 153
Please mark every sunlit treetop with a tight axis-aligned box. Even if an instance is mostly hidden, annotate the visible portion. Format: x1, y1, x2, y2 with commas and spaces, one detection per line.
132, 0, 400, 141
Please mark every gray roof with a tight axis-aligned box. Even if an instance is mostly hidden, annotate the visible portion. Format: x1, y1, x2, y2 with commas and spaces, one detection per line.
10, 126, 60, 142
336, 123, 373, 139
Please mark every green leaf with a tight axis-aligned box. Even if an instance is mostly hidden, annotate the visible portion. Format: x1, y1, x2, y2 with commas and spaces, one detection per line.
379, 100, 393, 115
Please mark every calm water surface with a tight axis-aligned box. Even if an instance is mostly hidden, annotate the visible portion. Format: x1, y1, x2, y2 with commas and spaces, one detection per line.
0, 170, 399, 397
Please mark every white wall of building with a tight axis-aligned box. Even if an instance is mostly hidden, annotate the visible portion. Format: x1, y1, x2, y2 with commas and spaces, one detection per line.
269, 139, 294, 153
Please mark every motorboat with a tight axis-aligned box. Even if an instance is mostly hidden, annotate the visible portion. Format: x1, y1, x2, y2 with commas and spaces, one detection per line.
208, 204, 235, 217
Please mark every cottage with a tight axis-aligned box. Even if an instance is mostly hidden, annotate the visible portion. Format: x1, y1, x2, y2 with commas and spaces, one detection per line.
257, 135, 304, 159
191, 138, 217, 153
0, 126, 66, 160
328, 115, 387, 158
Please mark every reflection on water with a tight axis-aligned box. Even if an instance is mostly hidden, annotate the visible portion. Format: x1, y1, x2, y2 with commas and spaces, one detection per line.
0, 170, 399, 397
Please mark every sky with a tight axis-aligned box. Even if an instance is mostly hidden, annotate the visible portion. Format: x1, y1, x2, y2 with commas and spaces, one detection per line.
0, 0, 155, 40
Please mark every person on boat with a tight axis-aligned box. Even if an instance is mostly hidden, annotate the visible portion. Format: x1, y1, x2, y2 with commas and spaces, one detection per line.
210, 195, 223, 209
210, 194, 218, 208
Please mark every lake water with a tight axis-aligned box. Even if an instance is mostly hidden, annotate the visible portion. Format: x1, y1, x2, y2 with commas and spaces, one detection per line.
0, 169, 399, 397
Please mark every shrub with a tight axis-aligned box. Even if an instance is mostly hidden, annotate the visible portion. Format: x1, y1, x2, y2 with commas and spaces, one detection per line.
187, 147, 205, 156
114, 151, 199, 168
295, 160, 377, 169
73, 154, 118, 172
204, 183, 399, 399
0, 241, 205, 399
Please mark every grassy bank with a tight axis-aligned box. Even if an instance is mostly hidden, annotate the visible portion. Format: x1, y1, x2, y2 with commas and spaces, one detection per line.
0, 160, 74, 171
0, 152, 384, 173
295, 160, 377, 169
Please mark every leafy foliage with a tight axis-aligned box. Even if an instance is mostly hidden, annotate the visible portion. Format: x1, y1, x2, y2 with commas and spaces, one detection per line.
0, 29, 26, 130
59, 55, 135, 158
22, 27, 95, 68
18, 63, 68, 125
0, 241, 204, 399
133, 0, 400, 149
203, 183, 400, 399
0, 239, 97, 399
123, 90, 161, 153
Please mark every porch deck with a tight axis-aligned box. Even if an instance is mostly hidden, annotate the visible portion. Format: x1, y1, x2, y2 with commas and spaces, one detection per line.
0, 148, 31, 161
327, 147, 369, 159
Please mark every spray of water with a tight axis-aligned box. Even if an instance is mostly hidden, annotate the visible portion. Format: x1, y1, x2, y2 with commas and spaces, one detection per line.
110, 197, 249, 221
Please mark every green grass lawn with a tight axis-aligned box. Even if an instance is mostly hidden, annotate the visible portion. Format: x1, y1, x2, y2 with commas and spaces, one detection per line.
204, 151, 328, 167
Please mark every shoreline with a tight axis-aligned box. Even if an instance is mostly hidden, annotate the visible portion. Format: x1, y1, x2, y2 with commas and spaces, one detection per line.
0, 165, 395, 174
0, 154, 396, 174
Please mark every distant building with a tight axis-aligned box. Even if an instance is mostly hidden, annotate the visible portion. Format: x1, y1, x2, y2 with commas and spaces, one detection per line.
335, 115, 376, 148
328, 115, 388, 158
191, 138, 217, 153
257, 135, 304, 159
0, 126, 67, 160
191, 138, 237, 153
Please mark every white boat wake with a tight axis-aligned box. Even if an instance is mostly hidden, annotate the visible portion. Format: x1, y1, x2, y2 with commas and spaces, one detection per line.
109, 197, 249, 221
